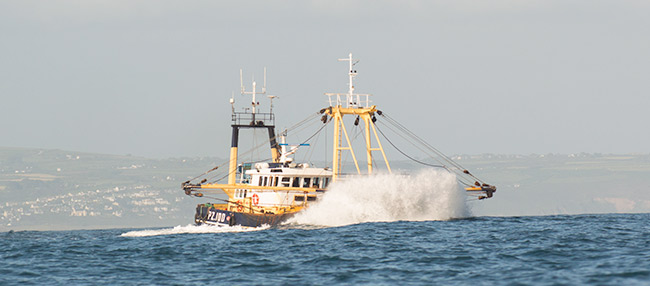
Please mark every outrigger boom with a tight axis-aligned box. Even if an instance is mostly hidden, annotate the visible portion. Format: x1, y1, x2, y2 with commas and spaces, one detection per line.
182, 54, 496, 228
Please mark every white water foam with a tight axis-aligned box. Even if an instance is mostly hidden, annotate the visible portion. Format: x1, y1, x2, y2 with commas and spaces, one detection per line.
287, 169, 469, 227
120, 224, 269, 237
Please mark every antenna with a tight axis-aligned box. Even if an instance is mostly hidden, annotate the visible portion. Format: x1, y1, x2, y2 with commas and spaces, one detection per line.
325, 53, 371, 108
230, 91, 235, 112
240, 69, 244, 94
240, 68, 268, 115
232, 68, 277, 126
263, 67, 267, 93
338, 53, 360, 107
252, 81, 257, 114
267, 95, 279, 113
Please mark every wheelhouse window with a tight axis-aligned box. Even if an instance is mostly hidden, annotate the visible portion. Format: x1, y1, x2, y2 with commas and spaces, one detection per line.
302, 178, 311, 188
292, 177, 300, 187
323, 177, 330, 188
263, 176, 268, 186
281, 177, 290, 187
313, 177, 320, 188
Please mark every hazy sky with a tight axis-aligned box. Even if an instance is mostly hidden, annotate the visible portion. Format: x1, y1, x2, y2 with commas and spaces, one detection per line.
1, 0, 649, 158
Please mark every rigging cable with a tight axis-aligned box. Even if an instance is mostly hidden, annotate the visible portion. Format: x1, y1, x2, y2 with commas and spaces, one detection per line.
302, 121, 327, 163
374, 114, 477, 187
205, 114, 330, 184
188, 112, 321, 184
379, 113, 486, 185
374, 123, 447, 169
372, 121, 480, 187
376, 123, 474, 187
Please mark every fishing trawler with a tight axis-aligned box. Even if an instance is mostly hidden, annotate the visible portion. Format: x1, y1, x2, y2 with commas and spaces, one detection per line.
182, 54, 496, 227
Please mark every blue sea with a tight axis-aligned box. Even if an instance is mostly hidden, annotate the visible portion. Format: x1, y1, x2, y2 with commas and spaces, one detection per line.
1, 213, 649, 285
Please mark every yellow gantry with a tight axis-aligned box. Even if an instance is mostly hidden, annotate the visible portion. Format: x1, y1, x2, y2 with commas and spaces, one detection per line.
325, 105, 391, 181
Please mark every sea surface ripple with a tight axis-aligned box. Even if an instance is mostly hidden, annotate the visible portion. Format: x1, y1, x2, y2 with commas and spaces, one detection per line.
1, 213, 649, 285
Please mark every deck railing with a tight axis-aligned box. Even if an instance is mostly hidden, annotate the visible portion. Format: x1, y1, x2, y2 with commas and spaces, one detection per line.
231, 111, 275, 126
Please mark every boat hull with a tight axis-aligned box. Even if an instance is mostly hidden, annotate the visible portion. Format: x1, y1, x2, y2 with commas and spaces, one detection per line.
194, 204, 295, 228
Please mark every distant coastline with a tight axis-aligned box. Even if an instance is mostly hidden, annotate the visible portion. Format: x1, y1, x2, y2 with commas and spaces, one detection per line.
2, 147, 649, 231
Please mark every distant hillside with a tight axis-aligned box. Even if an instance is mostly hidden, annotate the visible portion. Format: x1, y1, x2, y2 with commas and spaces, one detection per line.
452, 153, 650, 216
0, 147, 225, 231
2, 147, 649, 231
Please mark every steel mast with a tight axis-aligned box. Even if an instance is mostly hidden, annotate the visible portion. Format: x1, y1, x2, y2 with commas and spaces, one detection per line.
324, 53, 391, 181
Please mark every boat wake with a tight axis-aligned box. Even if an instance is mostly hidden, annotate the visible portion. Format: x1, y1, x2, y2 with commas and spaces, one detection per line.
286, 169, 469, 227
120, 224, 269, 237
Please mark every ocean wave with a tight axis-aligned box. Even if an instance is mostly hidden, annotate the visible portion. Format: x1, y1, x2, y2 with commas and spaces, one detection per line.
120, 224, 269, 237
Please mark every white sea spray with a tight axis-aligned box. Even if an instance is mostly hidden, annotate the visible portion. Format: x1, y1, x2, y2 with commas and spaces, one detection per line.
120, 224, 269, 237
287, 169, 469, 227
